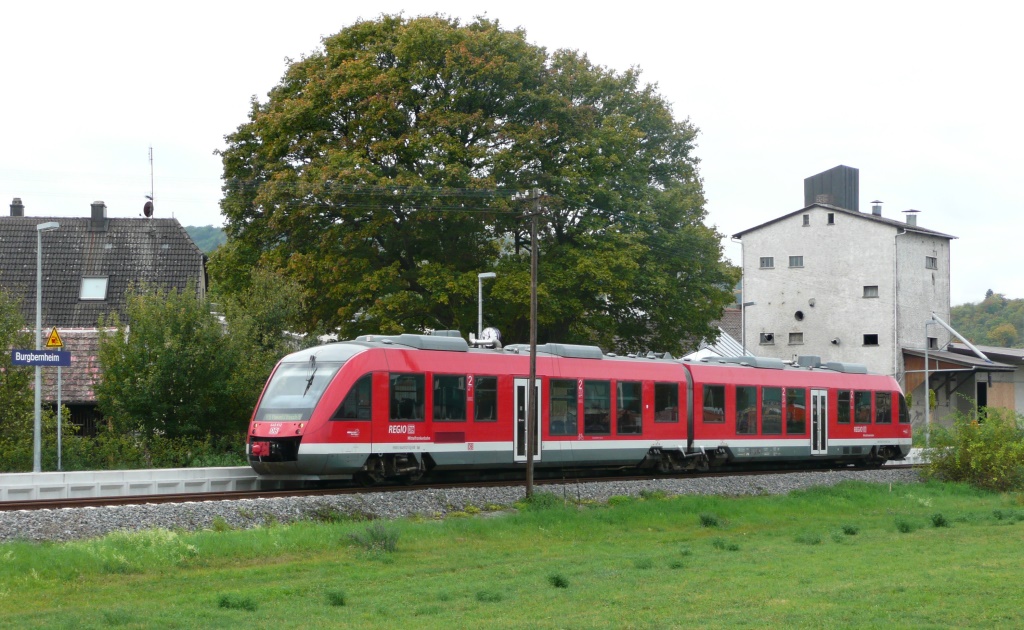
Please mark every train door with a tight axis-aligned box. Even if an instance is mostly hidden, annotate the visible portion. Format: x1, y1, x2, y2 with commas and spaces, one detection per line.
810, 388, 828, 455
513, 378, 542, 462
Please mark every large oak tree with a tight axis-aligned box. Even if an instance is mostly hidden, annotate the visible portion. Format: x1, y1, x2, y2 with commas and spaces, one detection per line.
217, 15, 737, 353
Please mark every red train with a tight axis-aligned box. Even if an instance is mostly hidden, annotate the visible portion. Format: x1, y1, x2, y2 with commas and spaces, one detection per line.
246, 332, 911, 483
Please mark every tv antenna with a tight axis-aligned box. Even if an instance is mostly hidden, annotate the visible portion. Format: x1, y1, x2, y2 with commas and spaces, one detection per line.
143, 146, 155, 217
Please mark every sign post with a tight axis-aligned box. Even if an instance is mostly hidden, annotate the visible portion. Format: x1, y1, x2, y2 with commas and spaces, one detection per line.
46, 327, 65, 471
12, 346, 71, 473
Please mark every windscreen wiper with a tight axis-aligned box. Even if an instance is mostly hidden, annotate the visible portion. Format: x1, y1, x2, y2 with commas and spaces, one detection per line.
303, 355, 317, 396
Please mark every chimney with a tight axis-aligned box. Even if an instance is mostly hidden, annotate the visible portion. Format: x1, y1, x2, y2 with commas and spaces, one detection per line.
10, 197, 24, 217
904, 209, 920, 226
90, 200, 108, 232
871, 200, 883, 216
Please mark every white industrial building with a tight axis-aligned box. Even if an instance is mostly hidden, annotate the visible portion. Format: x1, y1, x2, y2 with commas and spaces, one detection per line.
731, 165, 1017, 429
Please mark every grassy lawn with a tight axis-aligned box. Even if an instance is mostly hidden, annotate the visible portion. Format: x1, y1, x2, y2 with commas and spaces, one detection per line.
2, 480, 1023, 628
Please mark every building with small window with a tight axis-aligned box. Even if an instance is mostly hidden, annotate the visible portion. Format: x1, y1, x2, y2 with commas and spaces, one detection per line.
730, 165, 995, 428
0, 198, 207, 430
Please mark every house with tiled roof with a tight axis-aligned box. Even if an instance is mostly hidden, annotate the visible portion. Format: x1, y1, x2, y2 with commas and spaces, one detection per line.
1, 198, 207, 430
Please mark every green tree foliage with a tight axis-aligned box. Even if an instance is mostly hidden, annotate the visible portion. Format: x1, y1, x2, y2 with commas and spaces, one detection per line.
924, 407, 1024, 491
183, 225, 226, 253
951, 291, 1024, 348
96, 284, 249, 440
96, 276, 308, 448
217, 15, 738, 353
0, 288, 32, 434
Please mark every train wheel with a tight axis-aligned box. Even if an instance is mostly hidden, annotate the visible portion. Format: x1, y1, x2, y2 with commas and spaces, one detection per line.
354, 471, 381, 487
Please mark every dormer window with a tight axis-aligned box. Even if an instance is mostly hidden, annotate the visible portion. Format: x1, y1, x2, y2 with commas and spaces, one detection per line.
80, 277, 109, 300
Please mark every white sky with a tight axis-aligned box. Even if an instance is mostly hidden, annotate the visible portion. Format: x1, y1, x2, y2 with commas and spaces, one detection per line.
2, 1, 1021, 306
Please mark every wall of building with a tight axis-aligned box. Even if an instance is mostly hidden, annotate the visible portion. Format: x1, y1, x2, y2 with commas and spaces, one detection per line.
741, 206, 952, 381
741, 207, 897, 375
894, 232, 952, 379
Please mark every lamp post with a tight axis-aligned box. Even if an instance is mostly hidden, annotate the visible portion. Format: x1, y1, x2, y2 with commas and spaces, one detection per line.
34, 221, 59, 473
477, 272, 496, 339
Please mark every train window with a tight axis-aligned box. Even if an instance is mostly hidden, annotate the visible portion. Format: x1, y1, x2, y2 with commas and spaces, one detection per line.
255, 361, 343, 422
617, 382, 642, 434
389, 373, 425, 421
703, 385, 725, 423
898, 393, 910, 424
875, 392, 892, 424
474, 376, 498, 422
854, 391, 872, 424
549, 379, 578, 435
762, 387, 782, 434
837, 391, 851, 424
654, 383, 679, 423
433, 375, 466, 421
736, 386, 757, 434
786, 388, 806, 434
332, 374, 372, 420
584, 381, 611, 435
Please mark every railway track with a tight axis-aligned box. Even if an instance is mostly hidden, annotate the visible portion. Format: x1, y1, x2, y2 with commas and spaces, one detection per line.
0, 464, 919, 513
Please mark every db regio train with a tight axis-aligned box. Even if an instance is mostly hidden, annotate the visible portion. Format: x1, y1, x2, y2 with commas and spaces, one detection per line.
247, 331, 911, 484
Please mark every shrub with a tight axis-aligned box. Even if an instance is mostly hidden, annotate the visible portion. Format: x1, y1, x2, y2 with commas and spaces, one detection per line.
326, 590, 346, 606
218, 594, 257, 611
925, 407, 1024, 491
349, 523, 400, 553
699, 513, 720, 528
931, 513, 950, 528
841, 524, 860, 536
548, 573, 570, 588
515, 492, 566, 511
476, 590, 503, 602
895, 518, 915, 534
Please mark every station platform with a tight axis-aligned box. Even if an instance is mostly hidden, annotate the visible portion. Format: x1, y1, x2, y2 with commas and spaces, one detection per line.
0, 466, 259, 501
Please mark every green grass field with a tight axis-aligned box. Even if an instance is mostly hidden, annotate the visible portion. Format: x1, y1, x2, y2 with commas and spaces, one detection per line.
2, 480, 1023, 629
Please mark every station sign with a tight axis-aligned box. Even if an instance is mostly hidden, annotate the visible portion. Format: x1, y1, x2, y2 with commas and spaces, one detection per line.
10, 350, 72, 367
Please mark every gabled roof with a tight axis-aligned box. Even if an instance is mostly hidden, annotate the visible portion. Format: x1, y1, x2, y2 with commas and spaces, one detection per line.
732, 203, 957, 240
0, 217, 206, 328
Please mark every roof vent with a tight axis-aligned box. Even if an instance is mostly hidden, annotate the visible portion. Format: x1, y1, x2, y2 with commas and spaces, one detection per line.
903, 209, 920, 226
796, 355, 821, 368
10, 197, 24, 217
871, 200, 883, 216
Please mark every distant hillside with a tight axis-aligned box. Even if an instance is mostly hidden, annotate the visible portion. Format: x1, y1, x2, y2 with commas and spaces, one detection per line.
951, 290, 1024, 348
184, 225, 226, 253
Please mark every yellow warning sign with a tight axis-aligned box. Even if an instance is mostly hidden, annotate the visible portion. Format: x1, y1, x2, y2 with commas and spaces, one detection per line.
45, 327, 64, 349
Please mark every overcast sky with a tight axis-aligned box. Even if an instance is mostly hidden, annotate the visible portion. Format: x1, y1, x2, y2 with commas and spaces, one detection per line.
2, 1, 1020, 306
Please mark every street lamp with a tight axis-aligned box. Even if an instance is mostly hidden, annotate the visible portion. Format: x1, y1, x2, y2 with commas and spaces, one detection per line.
477, 272, 496, 339
34, 221, 59, 473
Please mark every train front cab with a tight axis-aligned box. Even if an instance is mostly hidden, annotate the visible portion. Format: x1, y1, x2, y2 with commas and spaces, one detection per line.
248, 343, 375, 479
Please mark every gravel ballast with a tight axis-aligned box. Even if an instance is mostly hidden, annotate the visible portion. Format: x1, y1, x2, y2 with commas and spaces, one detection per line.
0, 468, 922, 543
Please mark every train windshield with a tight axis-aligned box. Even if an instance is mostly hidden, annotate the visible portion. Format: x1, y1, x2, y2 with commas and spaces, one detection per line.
255, 360, 343, 422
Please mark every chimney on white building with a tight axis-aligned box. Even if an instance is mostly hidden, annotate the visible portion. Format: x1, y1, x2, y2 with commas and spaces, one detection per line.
871, 200, 883, 216
903, 209, 920, 226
